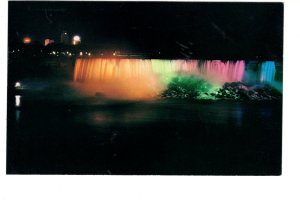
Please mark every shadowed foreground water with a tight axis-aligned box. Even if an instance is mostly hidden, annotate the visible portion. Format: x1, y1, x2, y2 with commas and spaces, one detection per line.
7, 95, 282, 175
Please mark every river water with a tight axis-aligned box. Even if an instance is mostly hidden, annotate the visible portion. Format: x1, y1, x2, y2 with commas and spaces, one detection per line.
7, 92, 282, 175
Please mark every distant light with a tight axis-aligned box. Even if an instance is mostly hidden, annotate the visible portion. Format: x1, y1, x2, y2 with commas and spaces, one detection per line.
15, 82, 21, 88
72, 35, 81, 45
44, 39, 54, 46
15, 95, 21, 107
23, 37, 31, 44
113, 52, 116, 56
73, 35, 80, 41
52, 51, 56, 55
80, 52, 83, 56
88, 53, 91, 56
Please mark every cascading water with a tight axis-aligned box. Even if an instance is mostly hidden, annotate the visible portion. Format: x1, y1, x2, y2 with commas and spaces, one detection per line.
151, 59, 199, 83
259, 61, 283, 92
74, 58, 245, 84
259, 61, 276, 83
74, 58, 154, 81
73, 58, 279, 99
199, 60, 245, 84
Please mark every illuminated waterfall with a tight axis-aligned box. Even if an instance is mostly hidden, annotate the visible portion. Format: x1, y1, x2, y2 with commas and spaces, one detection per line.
74, 58, 153, 81
260, 61, 276, 83
72, 58, 258, 99
74, 58, 245, 84
151, 59, 199, 83
199, 60, 245, 84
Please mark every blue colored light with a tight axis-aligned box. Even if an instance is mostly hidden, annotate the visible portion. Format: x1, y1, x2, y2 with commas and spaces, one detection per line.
260, 61, 276, 83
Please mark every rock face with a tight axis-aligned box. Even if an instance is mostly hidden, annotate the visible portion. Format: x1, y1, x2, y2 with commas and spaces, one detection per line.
215, 82, 282, 101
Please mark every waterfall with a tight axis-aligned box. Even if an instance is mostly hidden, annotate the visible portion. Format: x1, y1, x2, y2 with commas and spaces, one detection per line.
260, 61, 276, 83
74, 58, 153, 81
72, 58, 280, 99
74, 58, 245, 84
199, 60, 245, 84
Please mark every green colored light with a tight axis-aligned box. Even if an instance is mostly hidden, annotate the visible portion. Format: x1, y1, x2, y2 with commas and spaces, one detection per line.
161, 74, 221, 100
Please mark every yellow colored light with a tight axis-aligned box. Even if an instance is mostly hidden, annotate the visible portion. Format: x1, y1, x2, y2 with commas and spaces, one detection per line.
15, 95, 21, 107
15, 82, 21, 88
73, 35, 80, 41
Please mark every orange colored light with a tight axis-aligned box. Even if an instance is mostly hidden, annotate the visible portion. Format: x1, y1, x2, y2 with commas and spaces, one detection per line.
23, 37, 31, 44
73, 58, 165, 100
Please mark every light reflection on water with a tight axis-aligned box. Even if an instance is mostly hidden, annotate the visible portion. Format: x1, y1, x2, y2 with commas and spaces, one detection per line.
15, 110, 21, 122
72, 101, 247, 129
234, 105, 243, 127
7, 92, 282, 175
15, 95, 21, 107
75, 109, 158, 126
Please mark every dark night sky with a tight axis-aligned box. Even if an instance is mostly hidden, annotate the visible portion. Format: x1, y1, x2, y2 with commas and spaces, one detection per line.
8, 1, 283, 59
